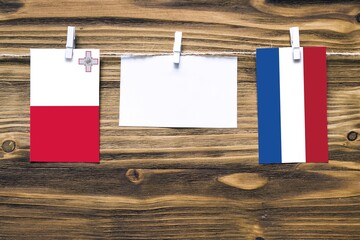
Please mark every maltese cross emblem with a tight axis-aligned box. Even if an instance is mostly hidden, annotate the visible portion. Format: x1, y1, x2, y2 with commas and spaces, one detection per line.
78, 51, 99, 72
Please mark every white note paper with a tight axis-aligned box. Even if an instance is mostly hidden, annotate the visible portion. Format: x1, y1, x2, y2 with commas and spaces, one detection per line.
119, 56, 237, 128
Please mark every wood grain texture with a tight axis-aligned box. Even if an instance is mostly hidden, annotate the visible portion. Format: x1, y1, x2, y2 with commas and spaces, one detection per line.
0, 0, 359, 239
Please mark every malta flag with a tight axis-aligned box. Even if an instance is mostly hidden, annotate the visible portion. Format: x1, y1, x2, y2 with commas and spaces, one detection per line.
256, 47, 328, 164
30, 49, 100, 163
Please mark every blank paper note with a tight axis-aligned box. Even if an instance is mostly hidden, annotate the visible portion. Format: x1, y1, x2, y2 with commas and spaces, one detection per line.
119, 56, 237, 128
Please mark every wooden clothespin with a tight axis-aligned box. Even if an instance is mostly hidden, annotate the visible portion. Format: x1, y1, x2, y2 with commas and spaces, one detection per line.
173, 31, 182, 64
290, 27, 301, 60
65, 26, 76, 59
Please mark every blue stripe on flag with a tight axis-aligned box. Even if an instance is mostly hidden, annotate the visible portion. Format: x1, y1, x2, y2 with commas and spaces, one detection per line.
256, 48, 282, 164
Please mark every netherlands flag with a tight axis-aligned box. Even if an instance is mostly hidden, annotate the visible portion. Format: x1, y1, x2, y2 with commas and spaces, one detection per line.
30, 49, 100, 163
256, 47, 328, 164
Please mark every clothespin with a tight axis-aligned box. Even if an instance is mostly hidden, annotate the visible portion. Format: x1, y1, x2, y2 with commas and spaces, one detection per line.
173, 31, 182, 64
290, 27, 301, 60
65, 26, 76, 59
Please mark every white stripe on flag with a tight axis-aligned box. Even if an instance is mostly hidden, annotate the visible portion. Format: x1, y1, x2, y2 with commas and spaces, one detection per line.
279, 47, 306, 163
30, 49, 100, 106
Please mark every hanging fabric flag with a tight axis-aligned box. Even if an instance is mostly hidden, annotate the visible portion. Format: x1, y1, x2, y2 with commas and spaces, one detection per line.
256, 47, 328, 164
30, 49, 100, 162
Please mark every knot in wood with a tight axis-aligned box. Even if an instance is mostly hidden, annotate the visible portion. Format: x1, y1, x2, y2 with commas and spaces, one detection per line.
356, 13, 360, 23
347, 131, 358, 141
125, 169, 144, 184
2, 140, 16, 153
218, 173, 268, 190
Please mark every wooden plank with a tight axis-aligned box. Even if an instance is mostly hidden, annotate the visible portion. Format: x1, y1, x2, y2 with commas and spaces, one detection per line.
0, 0, 359, 239
0, 164, 359, 239
0, 0, 358, 55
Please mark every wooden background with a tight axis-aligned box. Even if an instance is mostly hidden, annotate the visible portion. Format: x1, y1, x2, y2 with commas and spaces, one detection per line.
0, 0, 359, 239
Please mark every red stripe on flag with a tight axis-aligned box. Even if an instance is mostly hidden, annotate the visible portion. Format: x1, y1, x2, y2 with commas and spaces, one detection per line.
30, 106, 99, 163
304, 47, 328, 163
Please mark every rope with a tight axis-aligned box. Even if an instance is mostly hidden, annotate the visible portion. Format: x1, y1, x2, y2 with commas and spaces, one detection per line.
0, 51, 359, 58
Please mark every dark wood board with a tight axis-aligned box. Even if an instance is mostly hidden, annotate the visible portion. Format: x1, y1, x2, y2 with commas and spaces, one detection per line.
0, 0, 359, 239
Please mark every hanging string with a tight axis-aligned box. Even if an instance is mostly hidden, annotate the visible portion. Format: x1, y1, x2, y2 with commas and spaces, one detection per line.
0, 51, 359, 58
104, 51, 257, 57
